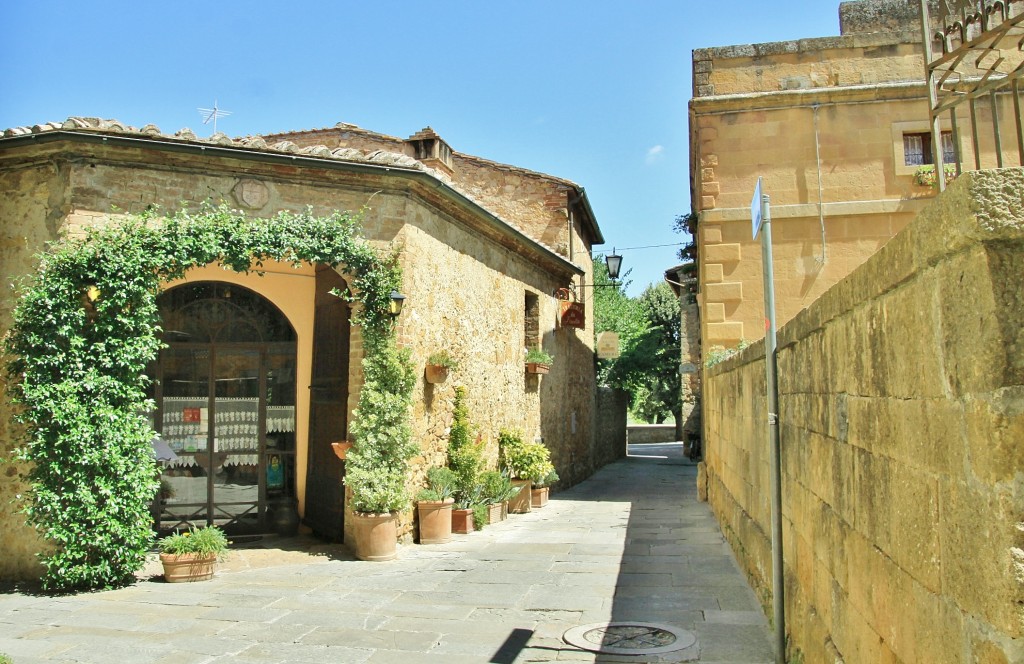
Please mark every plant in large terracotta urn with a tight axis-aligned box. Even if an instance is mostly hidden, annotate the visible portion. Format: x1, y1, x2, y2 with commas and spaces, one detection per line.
448, 386, 484, 533
415, 467, 457, 544
345, 336, 417, 561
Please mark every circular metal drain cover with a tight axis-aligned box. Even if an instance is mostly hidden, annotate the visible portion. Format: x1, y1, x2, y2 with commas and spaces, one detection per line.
563, 621, 697, 656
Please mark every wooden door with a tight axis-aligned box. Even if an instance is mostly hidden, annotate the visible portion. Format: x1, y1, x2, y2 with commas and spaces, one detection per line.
302, 266, 351, 540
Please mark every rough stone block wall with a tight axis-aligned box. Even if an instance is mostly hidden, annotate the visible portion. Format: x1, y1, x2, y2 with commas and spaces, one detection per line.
0, 163, 58, 580
626, 425, 678, 445
594, 387, 627, 470
703, 169, 1024, 663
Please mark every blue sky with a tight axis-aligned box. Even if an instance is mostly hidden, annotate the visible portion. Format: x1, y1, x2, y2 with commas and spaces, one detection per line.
1, 1, 841, 296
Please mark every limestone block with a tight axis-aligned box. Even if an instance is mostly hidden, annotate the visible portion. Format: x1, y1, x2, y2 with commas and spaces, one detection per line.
939, 477, 1024, 637
964, 389, 1024, 484
702, 226, 723, 244
704, 281, 743, 302
937, 244, 1024, 396
851, 451, 941, 593
861, 281, 947, 399
846, 396, 959, 476
704, 302, 726, 323
703, 264, 725, 285
704, 243, 741, 263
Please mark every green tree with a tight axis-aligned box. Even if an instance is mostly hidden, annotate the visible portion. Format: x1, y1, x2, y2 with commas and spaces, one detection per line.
594, 256, 683, 435
593, 256, 646, 386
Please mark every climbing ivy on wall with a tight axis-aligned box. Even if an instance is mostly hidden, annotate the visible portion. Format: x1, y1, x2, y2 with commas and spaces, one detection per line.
3, 203, 402, 591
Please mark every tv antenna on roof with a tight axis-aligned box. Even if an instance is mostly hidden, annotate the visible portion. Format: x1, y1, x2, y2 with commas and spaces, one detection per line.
197, 100, 231, 135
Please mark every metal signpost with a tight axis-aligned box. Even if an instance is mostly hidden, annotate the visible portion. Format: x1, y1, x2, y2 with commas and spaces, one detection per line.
753, 177, 785, 663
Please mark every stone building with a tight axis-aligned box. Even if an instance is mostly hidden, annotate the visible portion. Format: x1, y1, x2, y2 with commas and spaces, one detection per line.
689, 0, 1018, 351
0, 117, 614, 579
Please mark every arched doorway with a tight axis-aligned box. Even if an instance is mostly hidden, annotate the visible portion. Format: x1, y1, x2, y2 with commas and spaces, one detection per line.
150, 281, 298, 535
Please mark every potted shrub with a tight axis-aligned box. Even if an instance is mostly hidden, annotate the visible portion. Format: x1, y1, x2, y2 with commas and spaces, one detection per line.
480, 470, 519, 524
425, 350, 458, 384
531, 467, 559, 508
448, 386, 484, 533
499, 429, 554, 514
158, 525, 229, 583
416, 467, 456, 544
525, 348, 554, 374
345, 338, 418, 561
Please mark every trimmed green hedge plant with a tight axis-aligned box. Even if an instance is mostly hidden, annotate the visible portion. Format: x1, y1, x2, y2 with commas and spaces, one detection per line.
4, 203, 402, 591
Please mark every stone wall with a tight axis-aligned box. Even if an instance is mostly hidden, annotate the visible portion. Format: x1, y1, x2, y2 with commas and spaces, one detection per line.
626, 425, 678, 445
702, 169, 1024, 663
593, 387, 628, 470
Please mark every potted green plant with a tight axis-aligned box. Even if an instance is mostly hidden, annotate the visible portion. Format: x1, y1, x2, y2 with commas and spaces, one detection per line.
479, 470, 519, 524
525, 348, 554, 374
425, 350, 458, 384
416, 467, 456, 544
345, 338, 418, 561
448, 386, 484, 533
157, 525, 229, 582
531, 467, 559, 508
499, 429, 554, 513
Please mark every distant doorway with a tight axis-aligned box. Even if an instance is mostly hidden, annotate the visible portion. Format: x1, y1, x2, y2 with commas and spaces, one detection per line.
150, 282, 297, 535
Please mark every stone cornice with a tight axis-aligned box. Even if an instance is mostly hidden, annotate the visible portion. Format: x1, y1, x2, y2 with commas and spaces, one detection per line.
690, 81, 928, 114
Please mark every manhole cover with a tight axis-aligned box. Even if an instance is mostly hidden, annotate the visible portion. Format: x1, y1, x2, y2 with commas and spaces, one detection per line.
563, 621, 697, 656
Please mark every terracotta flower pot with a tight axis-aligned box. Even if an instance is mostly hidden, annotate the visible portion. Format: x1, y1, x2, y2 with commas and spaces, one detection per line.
525, 362, 550, 375
486, 501, 506, 525
451, 507, 475, 534
350, 511, 398, 561
331, 441, 353, 460
531, 486, 550, 508
160, 552, 217, 583
509, 479, 533, 514
424, 364, 449, 384
417, 498, 454, 544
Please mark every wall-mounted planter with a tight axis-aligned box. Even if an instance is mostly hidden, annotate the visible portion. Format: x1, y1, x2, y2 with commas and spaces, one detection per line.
526, 363, 550, 375
424, 364, 449, 384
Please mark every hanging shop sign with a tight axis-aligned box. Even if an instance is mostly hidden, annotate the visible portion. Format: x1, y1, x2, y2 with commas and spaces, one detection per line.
556, 288, 585, 329
596, 331, 620, 359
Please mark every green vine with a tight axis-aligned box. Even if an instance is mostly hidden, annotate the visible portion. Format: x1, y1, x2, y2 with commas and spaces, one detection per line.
3, 202, 402, 591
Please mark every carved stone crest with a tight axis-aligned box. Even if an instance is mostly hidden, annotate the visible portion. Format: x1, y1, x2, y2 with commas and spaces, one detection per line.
232, 179, 270, 210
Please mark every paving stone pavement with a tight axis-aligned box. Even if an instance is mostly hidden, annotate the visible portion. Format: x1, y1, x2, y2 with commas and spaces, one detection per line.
0, 444, 775, 663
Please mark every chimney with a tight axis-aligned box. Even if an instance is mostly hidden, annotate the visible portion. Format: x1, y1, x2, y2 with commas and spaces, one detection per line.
406, 127, 454, 177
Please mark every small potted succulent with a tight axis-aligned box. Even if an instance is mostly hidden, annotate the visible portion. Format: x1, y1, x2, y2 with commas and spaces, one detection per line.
158, 525, 230, 582
425, 350, 458, 384
415, 467, 457, 544
525, 348, 554, 374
